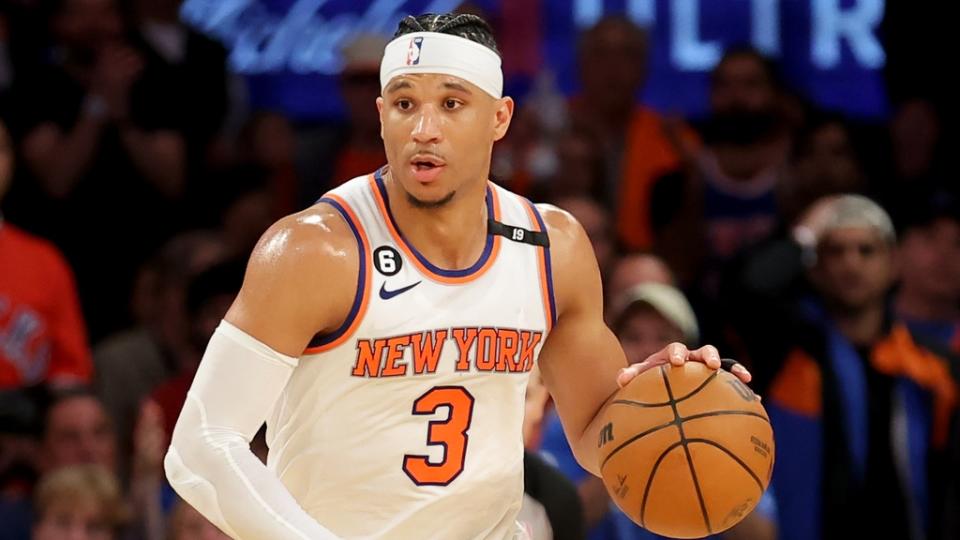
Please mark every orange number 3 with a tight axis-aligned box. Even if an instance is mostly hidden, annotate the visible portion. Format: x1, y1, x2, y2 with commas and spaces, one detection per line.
403, 386, 475, 486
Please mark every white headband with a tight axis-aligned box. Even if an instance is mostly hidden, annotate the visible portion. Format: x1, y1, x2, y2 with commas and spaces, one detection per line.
380, 31, 503, 99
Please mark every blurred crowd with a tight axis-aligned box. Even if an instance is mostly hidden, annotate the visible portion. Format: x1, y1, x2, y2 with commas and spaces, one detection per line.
1, 1, 958, 540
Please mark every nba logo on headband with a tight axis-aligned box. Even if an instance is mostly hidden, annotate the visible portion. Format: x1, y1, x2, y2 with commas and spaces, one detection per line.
406, 37, 424, 66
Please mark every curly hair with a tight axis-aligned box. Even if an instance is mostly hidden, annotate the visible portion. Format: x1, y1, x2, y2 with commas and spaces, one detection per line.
393, 13, 499, 56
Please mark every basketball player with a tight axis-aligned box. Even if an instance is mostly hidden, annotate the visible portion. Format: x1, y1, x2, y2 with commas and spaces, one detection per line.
163, 13, 752, 539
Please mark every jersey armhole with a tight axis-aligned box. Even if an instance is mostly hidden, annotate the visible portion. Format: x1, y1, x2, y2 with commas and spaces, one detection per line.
523, 200, 557, 332
303, 195, 371, 355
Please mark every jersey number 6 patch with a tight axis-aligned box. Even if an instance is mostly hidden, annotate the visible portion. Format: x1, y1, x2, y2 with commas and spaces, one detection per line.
402, 386, 475, 486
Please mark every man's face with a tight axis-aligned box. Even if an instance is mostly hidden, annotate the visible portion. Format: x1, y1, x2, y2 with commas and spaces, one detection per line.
54, 0, 124, 56
33, 499, 112, 540
899, 218, 960, 302
42, 397, 117, 473
617, 305, 685, 366
377, 73, 513, 208
710, 55, 776, 115
578, 22, 647, 113
812, 228, 895, 312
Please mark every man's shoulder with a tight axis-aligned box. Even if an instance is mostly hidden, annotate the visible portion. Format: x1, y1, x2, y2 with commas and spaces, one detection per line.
244, 205, 362, 294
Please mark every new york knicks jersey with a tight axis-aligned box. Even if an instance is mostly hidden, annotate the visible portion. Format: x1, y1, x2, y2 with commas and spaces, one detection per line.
264, 170, 557, 539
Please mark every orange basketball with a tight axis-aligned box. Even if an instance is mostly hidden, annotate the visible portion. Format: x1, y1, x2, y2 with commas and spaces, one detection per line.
598, 362, 775, 538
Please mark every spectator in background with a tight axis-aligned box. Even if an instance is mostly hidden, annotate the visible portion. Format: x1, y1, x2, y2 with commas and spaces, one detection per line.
234, 111, 299, 218
894, 191, 960, 355
148, 259, 246, 443
605, 253, 674, 313
8, 0, 187, 342
38, 389, 117, 476
777, 112, 867, 227
132, 0, 228, 173
879, 99, 951, 200
32, 464, 127, 540
0, 388, 119, 540
570, 16, 699, 251
331, 34, 388, 187
538, 128, 607, 202
609, 283, 699, 366
94, 230, 227, 456
0, 119, 92, 390
740, 195, 959, 540
653, 47, 791, 290
550, 195, 616, 280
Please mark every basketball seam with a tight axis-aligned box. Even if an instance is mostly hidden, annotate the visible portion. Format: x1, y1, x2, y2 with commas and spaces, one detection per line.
662, 365, 713, 535
681, 410, 771, 425
599, 410, 769, 472
600, 419, 676, 470
611, 369, 720, 408
686, 438, 765, 491
639, 440, 684, 529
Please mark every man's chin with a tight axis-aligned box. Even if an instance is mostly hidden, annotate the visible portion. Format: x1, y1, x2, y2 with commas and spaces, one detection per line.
406, 189, 456, 209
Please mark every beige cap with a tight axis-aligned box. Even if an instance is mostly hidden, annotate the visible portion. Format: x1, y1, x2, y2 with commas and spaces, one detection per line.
610, 282, 700, 346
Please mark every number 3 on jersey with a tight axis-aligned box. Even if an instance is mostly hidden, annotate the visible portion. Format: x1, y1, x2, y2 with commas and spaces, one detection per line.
402, 386, 475, 486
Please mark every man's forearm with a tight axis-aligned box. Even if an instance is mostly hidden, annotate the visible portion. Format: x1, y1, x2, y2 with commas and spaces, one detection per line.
165, 321, 339, 539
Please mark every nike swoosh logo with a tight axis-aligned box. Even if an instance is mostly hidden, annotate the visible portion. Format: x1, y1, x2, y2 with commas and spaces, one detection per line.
379, 281, 422, 300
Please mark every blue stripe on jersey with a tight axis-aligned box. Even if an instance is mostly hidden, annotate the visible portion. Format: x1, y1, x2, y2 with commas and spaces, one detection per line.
373, 168, 496, 279
308, 197, 368, 349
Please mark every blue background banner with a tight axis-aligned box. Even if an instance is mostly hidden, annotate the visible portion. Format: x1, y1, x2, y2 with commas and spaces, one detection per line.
181, 0, 889, 121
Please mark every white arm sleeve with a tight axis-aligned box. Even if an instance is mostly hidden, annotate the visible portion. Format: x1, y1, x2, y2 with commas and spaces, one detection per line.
163, 321, 338, 540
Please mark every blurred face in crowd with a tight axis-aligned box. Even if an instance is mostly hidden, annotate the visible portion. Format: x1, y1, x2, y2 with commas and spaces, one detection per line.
33, 497, 114, 540
0, 121, 12, 200
53, 0, 124, 59
608, 254, 674, 304
812, 228, 895, 313
578, 18, 648, 115
899, 218, 960, 303
190, 293, 237, 353
552, 131, 605, 198
41, 396, 117, 473
245, 113, 296, 169
377, 73, 513, 208
552, 196, 614, 275
169, 501, 230, 540
709, 52, 780, 144
342, 70, 383, 138
890, 99, 940, 180
615, 304, 685, 366
782, 121, 865, 223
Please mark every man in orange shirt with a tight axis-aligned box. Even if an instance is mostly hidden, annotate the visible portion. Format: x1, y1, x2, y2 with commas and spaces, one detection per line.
0, 119, 91, 389
570, 16, 699, 250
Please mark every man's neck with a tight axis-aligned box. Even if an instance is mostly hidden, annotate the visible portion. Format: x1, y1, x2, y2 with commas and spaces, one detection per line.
830, 301, 886, 347
895, 287, 960, 322
384, 169, 489, 270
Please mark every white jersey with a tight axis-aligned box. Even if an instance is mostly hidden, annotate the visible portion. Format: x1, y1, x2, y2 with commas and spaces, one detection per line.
264, 170, 557, 539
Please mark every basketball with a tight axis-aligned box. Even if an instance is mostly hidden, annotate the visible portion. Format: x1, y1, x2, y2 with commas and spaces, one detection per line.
598, 362, 775, 538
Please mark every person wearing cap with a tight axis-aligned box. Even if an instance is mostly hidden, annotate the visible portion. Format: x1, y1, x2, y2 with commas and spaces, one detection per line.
609, 283, 699, 366
754, 194, 960, 540
162, 11, 750, 539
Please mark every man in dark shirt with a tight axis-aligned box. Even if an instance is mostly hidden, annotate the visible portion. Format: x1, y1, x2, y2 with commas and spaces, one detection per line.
7, 0, 187, 342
